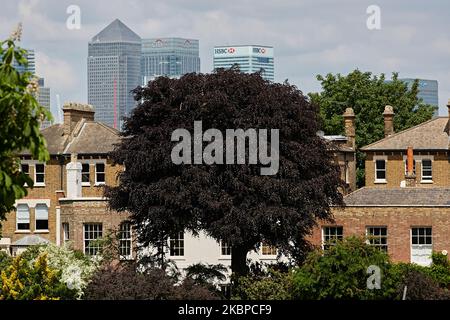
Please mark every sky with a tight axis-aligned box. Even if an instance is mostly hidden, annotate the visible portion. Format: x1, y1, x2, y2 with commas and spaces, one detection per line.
1, 0, 450, 120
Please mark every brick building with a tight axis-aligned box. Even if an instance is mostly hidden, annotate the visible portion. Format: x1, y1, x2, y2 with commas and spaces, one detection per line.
311, 102, 450, 266
0, 103, 130, 257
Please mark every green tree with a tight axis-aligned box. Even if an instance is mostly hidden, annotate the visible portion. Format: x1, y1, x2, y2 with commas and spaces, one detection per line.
292, 237, 398, 300
309, 70, 436, 186
0, 26, 51, 228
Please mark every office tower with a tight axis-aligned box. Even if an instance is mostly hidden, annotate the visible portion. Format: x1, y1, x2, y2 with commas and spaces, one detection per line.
88, 19, 141, 129
213, 45, 274, 81
1, 48, 35, 74
37, 78, 51, 129
400, 78, 439, 116
141, 38, 200, 84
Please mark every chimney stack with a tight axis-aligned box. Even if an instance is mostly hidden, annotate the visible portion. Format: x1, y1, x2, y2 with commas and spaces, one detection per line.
343, 107, 356, 149
405, 146, 416, 187
66, 153, 82, 198
383, 105, 395, 138
63, 102, 95, 136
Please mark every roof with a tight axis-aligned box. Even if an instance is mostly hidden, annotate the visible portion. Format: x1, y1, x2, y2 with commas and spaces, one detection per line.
361, 117, 449, 151
11, 235, 49, 246
21, 121, 120, 156
343, 187, 450, 206
91, 19, 141, 43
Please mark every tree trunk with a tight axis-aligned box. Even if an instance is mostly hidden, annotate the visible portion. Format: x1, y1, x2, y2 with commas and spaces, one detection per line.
231, 245, 249, 277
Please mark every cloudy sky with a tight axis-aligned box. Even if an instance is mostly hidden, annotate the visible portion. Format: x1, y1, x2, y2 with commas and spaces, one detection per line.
1, 0, 449, 119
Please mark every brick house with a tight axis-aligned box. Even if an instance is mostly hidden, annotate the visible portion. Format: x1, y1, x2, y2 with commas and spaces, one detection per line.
0, 103, 130, 257
311, 102, 450, 266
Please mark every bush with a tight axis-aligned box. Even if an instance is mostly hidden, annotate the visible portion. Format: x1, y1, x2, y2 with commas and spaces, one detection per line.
292, 237, 397, 300
21, 244, 100, 298
0, 254, 77, 300
233, 268, 294, 300
84, 262, 219, 300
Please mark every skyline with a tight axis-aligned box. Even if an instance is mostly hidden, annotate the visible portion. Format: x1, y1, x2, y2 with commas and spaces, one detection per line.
1, 0, 450, 119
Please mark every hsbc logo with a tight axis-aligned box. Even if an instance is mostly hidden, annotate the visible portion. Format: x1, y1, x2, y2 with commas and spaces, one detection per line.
214, 48, 236, 55
253, 47, 267, 54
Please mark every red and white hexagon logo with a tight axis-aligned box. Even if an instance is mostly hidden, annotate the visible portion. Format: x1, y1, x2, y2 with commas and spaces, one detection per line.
260, 48, 266, 54
228, 48, 235, 54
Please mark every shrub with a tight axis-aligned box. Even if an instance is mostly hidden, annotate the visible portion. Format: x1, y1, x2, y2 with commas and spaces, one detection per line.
0, 254, 77, 300
84, 262, 219, 300
292, 237, 396, 300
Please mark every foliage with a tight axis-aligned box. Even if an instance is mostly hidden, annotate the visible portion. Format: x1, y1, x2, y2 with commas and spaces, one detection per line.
84, 262, 219, 300
292, 237, 397, 300
0, 251, 12, 270
309, 70, 436, 186
233, 268, 294, 300
0, 30, 52, 227
106, 68, 344, 276
0, 254, 76, 300
393, 264, 450, 300
20, 244, 101, 298
185, 263, 227, 286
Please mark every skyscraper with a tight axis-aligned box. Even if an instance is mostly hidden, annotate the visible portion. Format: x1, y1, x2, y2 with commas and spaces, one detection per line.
213, 45, 274, 81
37, 78, 51, 129
88, 19, 141, 129
400, 78, 439, 116
14, 49, 35, 74
141, 38, 200, 84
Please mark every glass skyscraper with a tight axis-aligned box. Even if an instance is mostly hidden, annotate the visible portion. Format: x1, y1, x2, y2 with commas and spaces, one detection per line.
400, 78, 439, 116
141, 38, 200, 84
88, 19, 141, 129
213, 45, 274, 81
38, 78, 51, 129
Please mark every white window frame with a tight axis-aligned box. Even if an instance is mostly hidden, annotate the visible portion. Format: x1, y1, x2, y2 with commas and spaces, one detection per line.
81, 163, 91, 187
220, 240, 231, 257
16, 204, 30, 232
410, 227, 433, 266
95, 162, 106, 186
366, 226, 388, 252
373, 156, 387, 183
34, 204, 49, 232
421, 159, 433, 183
261, 242, 277, 256
169, 231, 184, 257
62, 223, 70, 244
83, 223, 103, 256
322, 226, 343, 250
119, 222, 133, 260
34, 163, 46, 187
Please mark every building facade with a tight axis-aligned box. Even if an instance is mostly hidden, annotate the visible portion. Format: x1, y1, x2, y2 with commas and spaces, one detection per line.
400, 78, 439, 116
311, 103, 450, 266
213, 45, 274, 81
38, 78, 51, 129
0, 103, 127, 257
141, 38, 200, 84
88, 19, 142, 130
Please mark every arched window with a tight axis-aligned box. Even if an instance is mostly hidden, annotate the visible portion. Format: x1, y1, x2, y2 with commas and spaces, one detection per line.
16, 204, 30, 231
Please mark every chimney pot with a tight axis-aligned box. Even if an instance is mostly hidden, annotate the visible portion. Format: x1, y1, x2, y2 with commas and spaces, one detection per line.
383, 105, 395, 138
63, 102, 95, 136
405, 146, 416, 187
343, 107, 356, 149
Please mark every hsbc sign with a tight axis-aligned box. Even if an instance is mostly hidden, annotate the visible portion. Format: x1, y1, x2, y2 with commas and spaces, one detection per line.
214, 46, 273, 57
214, 48, 236, 54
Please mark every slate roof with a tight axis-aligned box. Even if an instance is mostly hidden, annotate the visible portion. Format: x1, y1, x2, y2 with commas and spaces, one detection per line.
343, 187, 450, 206
361, 117, 449, 151
91, 19, 141, 43
11, 235, 50, 246
20, 120, 120, 156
